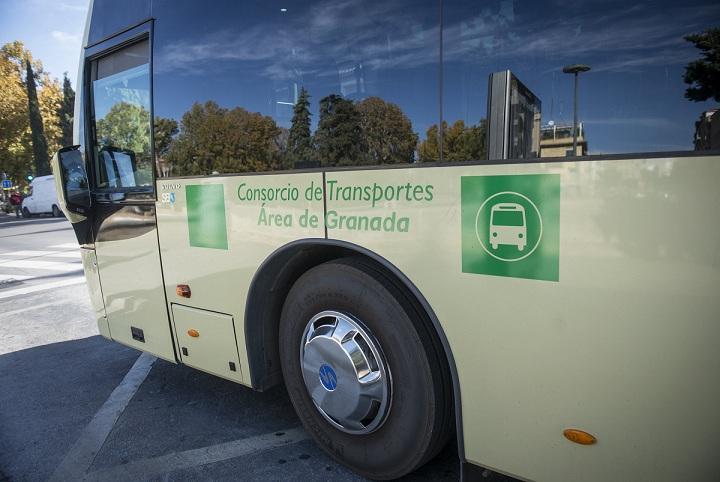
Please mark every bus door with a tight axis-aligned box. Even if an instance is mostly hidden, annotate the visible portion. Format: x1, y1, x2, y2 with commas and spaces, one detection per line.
86, 36, 176, 361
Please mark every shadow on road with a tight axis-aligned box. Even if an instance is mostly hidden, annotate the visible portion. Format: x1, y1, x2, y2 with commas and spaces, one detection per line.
0, 335, 468, 481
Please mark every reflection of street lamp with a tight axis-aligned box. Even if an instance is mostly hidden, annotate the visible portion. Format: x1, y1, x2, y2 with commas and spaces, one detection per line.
562, 64, 591, 156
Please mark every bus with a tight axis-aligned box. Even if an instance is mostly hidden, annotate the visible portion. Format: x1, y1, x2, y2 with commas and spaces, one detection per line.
52, 0, 720, 480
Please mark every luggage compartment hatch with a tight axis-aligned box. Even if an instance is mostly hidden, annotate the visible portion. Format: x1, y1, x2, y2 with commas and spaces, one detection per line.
171, 304, 243, 382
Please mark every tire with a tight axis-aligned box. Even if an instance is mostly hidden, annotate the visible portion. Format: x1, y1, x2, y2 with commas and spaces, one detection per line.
22, 207, 31, 218
52, 205, 62, 217
279, 257, 453, 480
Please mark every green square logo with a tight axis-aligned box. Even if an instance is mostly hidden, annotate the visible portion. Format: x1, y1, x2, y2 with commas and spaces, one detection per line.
186, 184, 228, 250
461, 174, 560, 281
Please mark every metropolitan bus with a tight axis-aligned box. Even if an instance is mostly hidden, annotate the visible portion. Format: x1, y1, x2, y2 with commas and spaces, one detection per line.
53, 0, 719, 480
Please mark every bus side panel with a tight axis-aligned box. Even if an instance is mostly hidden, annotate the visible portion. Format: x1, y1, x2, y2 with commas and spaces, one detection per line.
325, 156, 720, 482
155, 173, 326, 386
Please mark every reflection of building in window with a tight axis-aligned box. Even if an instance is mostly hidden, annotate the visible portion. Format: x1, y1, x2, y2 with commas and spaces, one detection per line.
487, 70, 541, 160
540, 122, 587, 157
694, 109, 720, 151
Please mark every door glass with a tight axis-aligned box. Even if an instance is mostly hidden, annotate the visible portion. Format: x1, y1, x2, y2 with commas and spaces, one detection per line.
91, 40, 152, 189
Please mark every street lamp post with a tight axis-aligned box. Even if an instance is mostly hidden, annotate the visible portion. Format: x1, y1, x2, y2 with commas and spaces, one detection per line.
562, 64, 591, 156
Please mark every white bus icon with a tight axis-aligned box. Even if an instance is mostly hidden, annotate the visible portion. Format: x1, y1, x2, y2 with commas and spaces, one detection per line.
489, 203, 527, 251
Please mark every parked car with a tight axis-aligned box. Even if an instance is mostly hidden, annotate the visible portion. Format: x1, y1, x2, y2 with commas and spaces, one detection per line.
22, 175, 63, 217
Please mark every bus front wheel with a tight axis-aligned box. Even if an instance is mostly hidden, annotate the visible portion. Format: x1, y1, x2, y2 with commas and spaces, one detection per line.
279, 257, 452, 480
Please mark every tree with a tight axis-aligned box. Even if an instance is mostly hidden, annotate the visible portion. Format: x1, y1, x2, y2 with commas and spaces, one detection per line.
96, 102, 151, 158
683, 28, 720, 102
167, 101, 282, 175
154, 117, 178, 177
38, 71, 63, 156
59, 73, 75, 146
0, 43, 32, 185
25, 58, 50, 176
0, 41, 64, 186
287, 87, 314, 166
418, 119, 487, 162
154, 117, 178, 157
356, 97, 417, 164
418, 124, 441, 161
314, 94, 366, 166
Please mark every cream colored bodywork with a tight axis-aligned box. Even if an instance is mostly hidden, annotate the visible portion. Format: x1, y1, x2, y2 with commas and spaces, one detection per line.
149, 156, 720, 481
80, 247, 110, 339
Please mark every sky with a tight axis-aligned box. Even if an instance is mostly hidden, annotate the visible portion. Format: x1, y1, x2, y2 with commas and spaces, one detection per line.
0, 0, 88, 86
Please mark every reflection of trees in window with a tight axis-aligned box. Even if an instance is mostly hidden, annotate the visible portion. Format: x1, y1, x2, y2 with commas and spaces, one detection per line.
159, 96, 489, 175
418, 120, 487, 162
154, 117, 178, 177
356, 97, 417, 164
166, 101, 282, 175
315, 94, 367, 167
683, 28, 720, 103
96, 102, 153, 185
287, 87, 314, 166
96, 102, 151, 157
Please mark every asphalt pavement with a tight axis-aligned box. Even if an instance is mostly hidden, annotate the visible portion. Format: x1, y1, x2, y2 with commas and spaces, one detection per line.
0, 213, 471, 481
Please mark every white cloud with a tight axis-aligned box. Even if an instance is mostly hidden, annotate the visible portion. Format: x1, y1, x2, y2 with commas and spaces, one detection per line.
51, 30, 80, 43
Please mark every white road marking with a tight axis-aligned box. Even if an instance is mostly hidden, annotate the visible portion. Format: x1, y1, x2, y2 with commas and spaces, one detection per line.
83, 427, 309, 481
0, 259, 81, 271
46, 251, 81, 258
0, 300, 72, 317
0, 250, 81, 259
49, 243, 80, 249
0, 250, 58, 257
0, 277, 85, 300
0, 274, 32, 282
49, 353, 157, 482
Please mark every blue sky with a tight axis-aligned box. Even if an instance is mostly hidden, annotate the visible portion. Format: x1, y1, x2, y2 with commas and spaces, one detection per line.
0, 0, 88, 86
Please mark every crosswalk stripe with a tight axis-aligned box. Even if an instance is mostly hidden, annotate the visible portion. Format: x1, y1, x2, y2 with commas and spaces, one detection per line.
0, 259, 82, 272
0, 274, 33, 282
0, 250, 58, 257
0, 277, 85, 300
0, 250, 80, 259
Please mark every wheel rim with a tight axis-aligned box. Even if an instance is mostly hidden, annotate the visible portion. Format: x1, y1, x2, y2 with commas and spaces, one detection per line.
300, 310, 391, 434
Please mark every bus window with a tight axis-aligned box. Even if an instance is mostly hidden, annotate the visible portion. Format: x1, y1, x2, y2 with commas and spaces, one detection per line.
443, 0, 720, 160
152, 0, 440, 175
90, 39, 152, 188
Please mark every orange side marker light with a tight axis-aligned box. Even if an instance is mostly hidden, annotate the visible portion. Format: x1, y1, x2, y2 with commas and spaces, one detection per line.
176, 284, 191, 298
563, 428, 597, 445
187, 329, 200, 338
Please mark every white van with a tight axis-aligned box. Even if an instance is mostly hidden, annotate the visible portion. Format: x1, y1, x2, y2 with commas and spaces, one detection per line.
21, 175, 63, 217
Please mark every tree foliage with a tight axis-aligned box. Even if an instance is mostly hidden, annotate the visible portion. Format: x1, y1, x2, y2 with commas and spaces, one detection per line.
418, 120, 487, 162
287, 87, 314, 166
59, 73, 75, 146
356, 96, 417, 164
314, 94, 367, 166
167, 101, 282, 175
684, 28, 720, 102
0, 41, 68, 186
96, 102, 152, 158
25, 59, 50, 175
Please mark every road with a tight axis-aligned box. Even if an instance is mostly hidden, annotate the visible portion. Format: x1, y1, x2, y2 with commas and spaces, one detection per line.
0, 214, 484, 482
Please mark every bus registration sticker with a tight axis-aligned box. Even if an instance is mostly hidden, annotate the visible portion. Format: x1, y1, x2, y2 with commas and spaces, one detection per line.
461, 174, 560, 282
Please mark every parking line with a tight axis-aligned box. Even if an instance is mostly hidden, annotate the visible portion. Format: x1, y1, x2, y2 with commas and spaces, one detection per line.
49, 353, 157, 482
83, 427, 309, 481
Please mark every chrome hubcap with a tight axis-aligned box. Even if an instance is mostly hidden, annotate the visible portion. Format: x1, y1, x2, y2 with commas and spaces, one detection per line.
300, 310, 391, 434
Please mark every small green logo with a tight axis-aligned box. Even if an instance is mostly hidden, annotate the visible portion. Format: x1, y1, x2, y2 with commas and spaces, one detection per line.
461, 174, 560, 281
186, 184, 228, 250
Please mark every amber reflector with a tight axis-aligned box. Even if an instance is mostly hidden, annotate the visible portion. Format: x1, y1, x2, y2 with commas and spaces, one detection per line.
187, 329, 200, 338
563, 429, 597, 445
176, 284, 191, 298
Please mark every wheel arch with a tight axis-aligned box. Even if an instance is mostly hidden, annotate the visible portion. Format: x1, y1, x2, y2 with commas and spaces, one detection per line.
244, 238, 465, 463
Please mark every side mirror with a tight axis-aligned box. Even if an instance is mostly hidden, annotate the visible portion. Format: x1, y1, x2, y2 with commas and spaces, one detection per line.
51, 146, 91, 221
